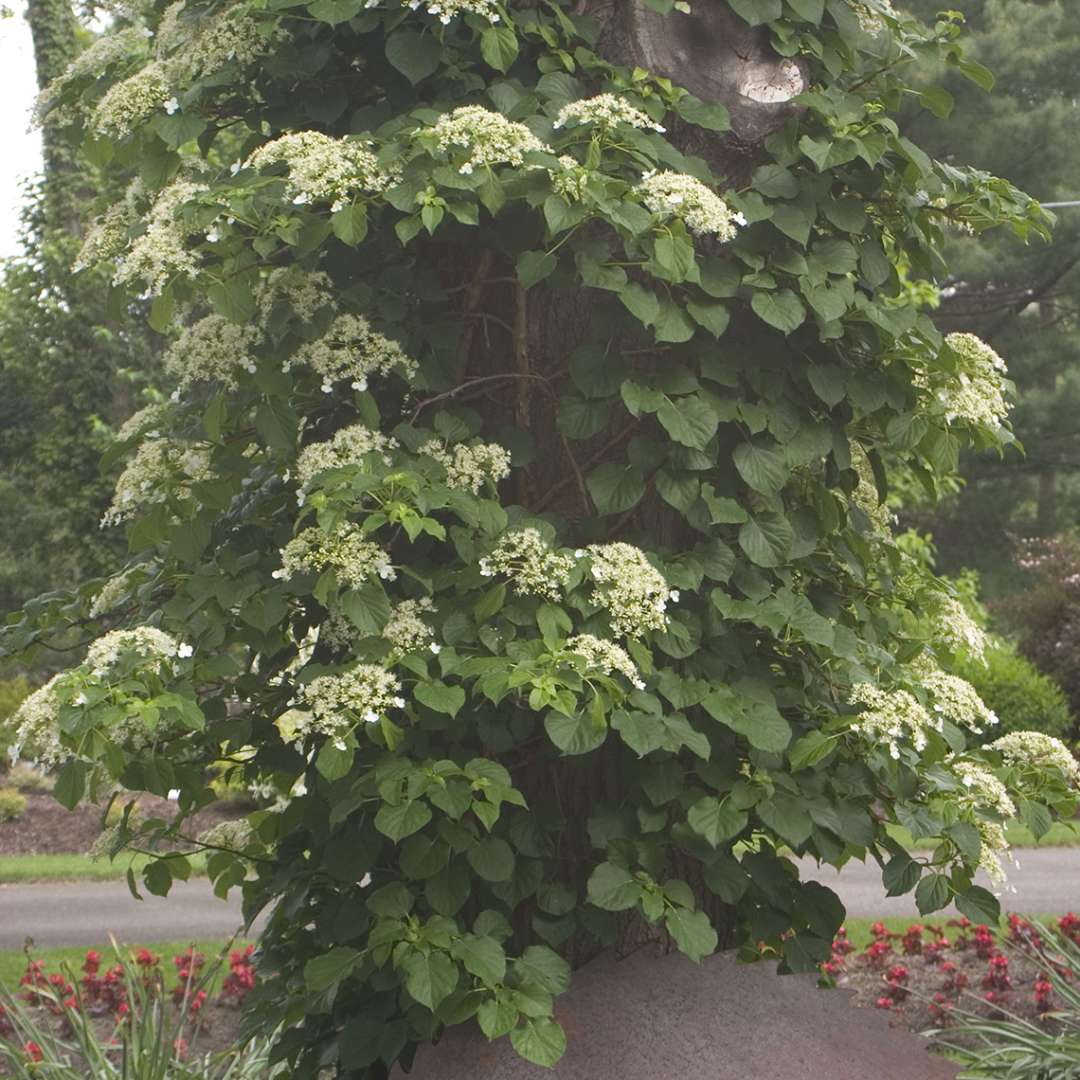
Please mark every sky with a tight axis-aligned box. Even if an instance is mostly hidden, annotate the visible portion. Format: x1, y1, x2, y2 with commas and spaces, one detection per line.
0, 7, 43, 259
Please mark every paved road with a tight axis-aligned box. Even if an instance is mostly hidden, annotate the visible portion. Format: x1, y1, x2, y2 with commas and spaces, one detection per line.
0, 878, 260, 948
2, 849, 1078, 948
798, 847, 1080, 918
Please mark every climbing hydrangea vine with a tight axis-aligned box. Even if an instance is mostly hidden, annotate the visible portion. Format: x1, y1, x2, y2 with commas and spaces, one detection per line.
4, 0, 1075, 1075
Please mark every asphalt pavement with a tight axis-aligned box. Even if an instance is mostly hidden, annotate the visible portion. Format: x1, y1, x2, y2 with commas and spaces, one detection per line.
2, 848, 1078, 949
0, 878, 259, 948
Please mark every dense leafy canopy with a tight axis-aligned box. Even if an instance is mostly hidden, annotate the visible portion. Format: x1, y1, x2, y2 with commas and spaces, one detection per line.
3, 0, 1079, 1075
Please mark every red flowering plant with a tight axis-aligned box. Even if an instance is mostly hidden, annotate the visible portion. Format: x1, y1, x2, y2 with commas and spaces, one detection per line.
0, 941, 271, 1078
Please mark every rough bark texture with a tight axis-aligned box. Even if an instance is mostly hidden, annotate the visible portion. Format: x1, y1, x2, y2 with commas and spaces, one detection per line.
25, 0, 85, 237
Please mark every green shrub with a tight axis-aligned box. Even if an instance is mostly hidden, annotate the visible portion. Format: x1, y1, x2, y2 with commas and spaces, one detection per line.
958, 638, 1073, 741
0, 676, 28, 762
3, 762, 53, 794
0, 787, 27, 823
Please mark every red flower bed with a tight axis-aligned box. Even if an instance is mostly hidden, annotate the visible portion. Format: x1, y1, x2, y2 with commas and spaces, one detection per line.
822, 913, 1080, 1033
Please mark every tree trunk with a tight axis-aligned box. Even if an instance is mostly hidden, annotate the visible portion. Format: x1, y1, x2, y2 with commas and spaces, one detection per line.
438, 3, 804, 962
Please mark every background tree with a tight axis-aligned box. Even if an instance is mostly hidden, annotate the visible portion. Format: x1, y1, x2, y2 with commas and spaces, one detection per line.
4, 2, 1078, 1077
0, 0, 160, 615
900, 0, 1080, 592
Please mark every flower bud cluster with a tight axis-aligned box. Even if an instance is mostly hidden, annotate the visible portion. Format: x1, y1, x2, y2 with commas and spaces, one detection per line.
566, 634, 645, 690
90, 566, 149, 619
931, 595, 987, 664
115, 402, 170, 444
420, 440, 512, 493
92, 61, 173, 138
949, 759, 1017, 819
10, 675, 68, 768
296, 665, 404, 748
382, 598, 437, 657
113, 179, 204, 294
85, 626, 188, 676
850, 0, 897, 35
636, 170, 744, 240
276, 523, 396, 589
990, 731, 1080, 784
76, 180, 146, 271
365, 0, 501, 25
246, 132, 397, 208
165, 314, 259, 389
550, 155, 589, 201
285, 313, 417, 392
929, 332, 1010, 429
429, 106, 551, 175
586, 543, 673, 638
103, 439, 212, 526
554, 94, 665, 134
479, 529, 575, 602
182, 3, 280, 77
296, 424, 398, 488
910, 655, 999, 735
848, 682, 939, 759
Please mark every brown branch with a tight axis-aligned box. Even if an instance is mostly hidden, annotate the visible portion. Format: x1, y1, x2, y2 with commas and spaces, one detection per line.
534, 420, 641, 512
409, 373, 553, 425
456, 249, 496, 380
559, 434, 594, 516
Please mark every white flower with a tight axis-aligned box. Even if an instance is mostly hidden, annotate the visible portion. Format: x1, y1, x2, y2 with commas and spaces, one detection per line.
482, 529, 576, 602
164, 97, 180, 115
848, 682, 938, 759
586, 543, 672, 637
381, 597, 436, 658
246, 131, 398, 206
102, 438, 212, 526
292, 665, 404, 748
554, 94, 665, 133
991, 731, 1080, 785
566, 634, 642, 686
284, 313, 417, 391
279, 524, 395, 590
635, 170, 741, 240
428, 106, 552, 174
113, 179, 205, 295
295, 424, 398, 488
420, 439, 512, 493
931, 595, 988, 664
164, 314, 259, 389
177, 642, 194, 658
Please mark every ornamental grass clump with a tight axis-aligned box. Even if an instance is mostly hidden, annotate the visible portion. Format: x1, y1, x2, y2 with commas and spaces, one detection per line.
7, 0, 1074, 1074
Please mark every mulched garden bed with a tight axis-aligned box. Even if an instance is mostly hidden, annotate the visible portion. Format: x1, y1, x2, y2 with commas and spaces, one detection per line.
0, 786, 247, 857
828, 914, 1079, 1034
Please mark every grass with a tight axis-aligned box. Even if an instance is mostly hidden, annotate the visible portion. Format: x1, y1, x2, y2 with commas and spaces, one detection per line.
841, 913, 1061, 950
0, 939, 243, 992
887, 818, 1080, 851
0, 852, 208, 884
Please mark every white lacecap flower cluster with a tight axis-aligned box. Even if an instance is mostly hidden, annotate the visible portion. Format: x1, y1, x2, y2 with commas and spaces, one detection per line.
164, 314, 259, 389
115, 402, 170, 444
89, 566, 147, 619
932, 595, 988, 664
34, 25, 152, 125
848, 682, 940, 759
257, 267, 336, 325
553, 94, 666, 134
550, 155, 589, 202
479, 528, 576, 603
92, 61, 173, 138
113, 179, 204, 294
934, 332, 1011, 429
197, 817, 254, 851
180, 3, 281, 78
275, 523, 396, 589
296, 424, 398, 489
296, 665, 405, 749
636, 170, 744, 240
909, 655, 998, 736
586, 543, 674, 638
566, 634, 645, 690
990, 731, 1080, 784
10, 674, 68, 768
420, 440, 512, 494
948, 757, 1017, 885
429, 106, 552, 175
383, 598, 437, 657
850, 444, 893, 534
850, 0, 897, 34
76, 180, 145, 272
85, 626, 189, 676
285, 313, 418, 393
245, 131, 398, 209
364, 0, 500, 24
102, 438, 212, 526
